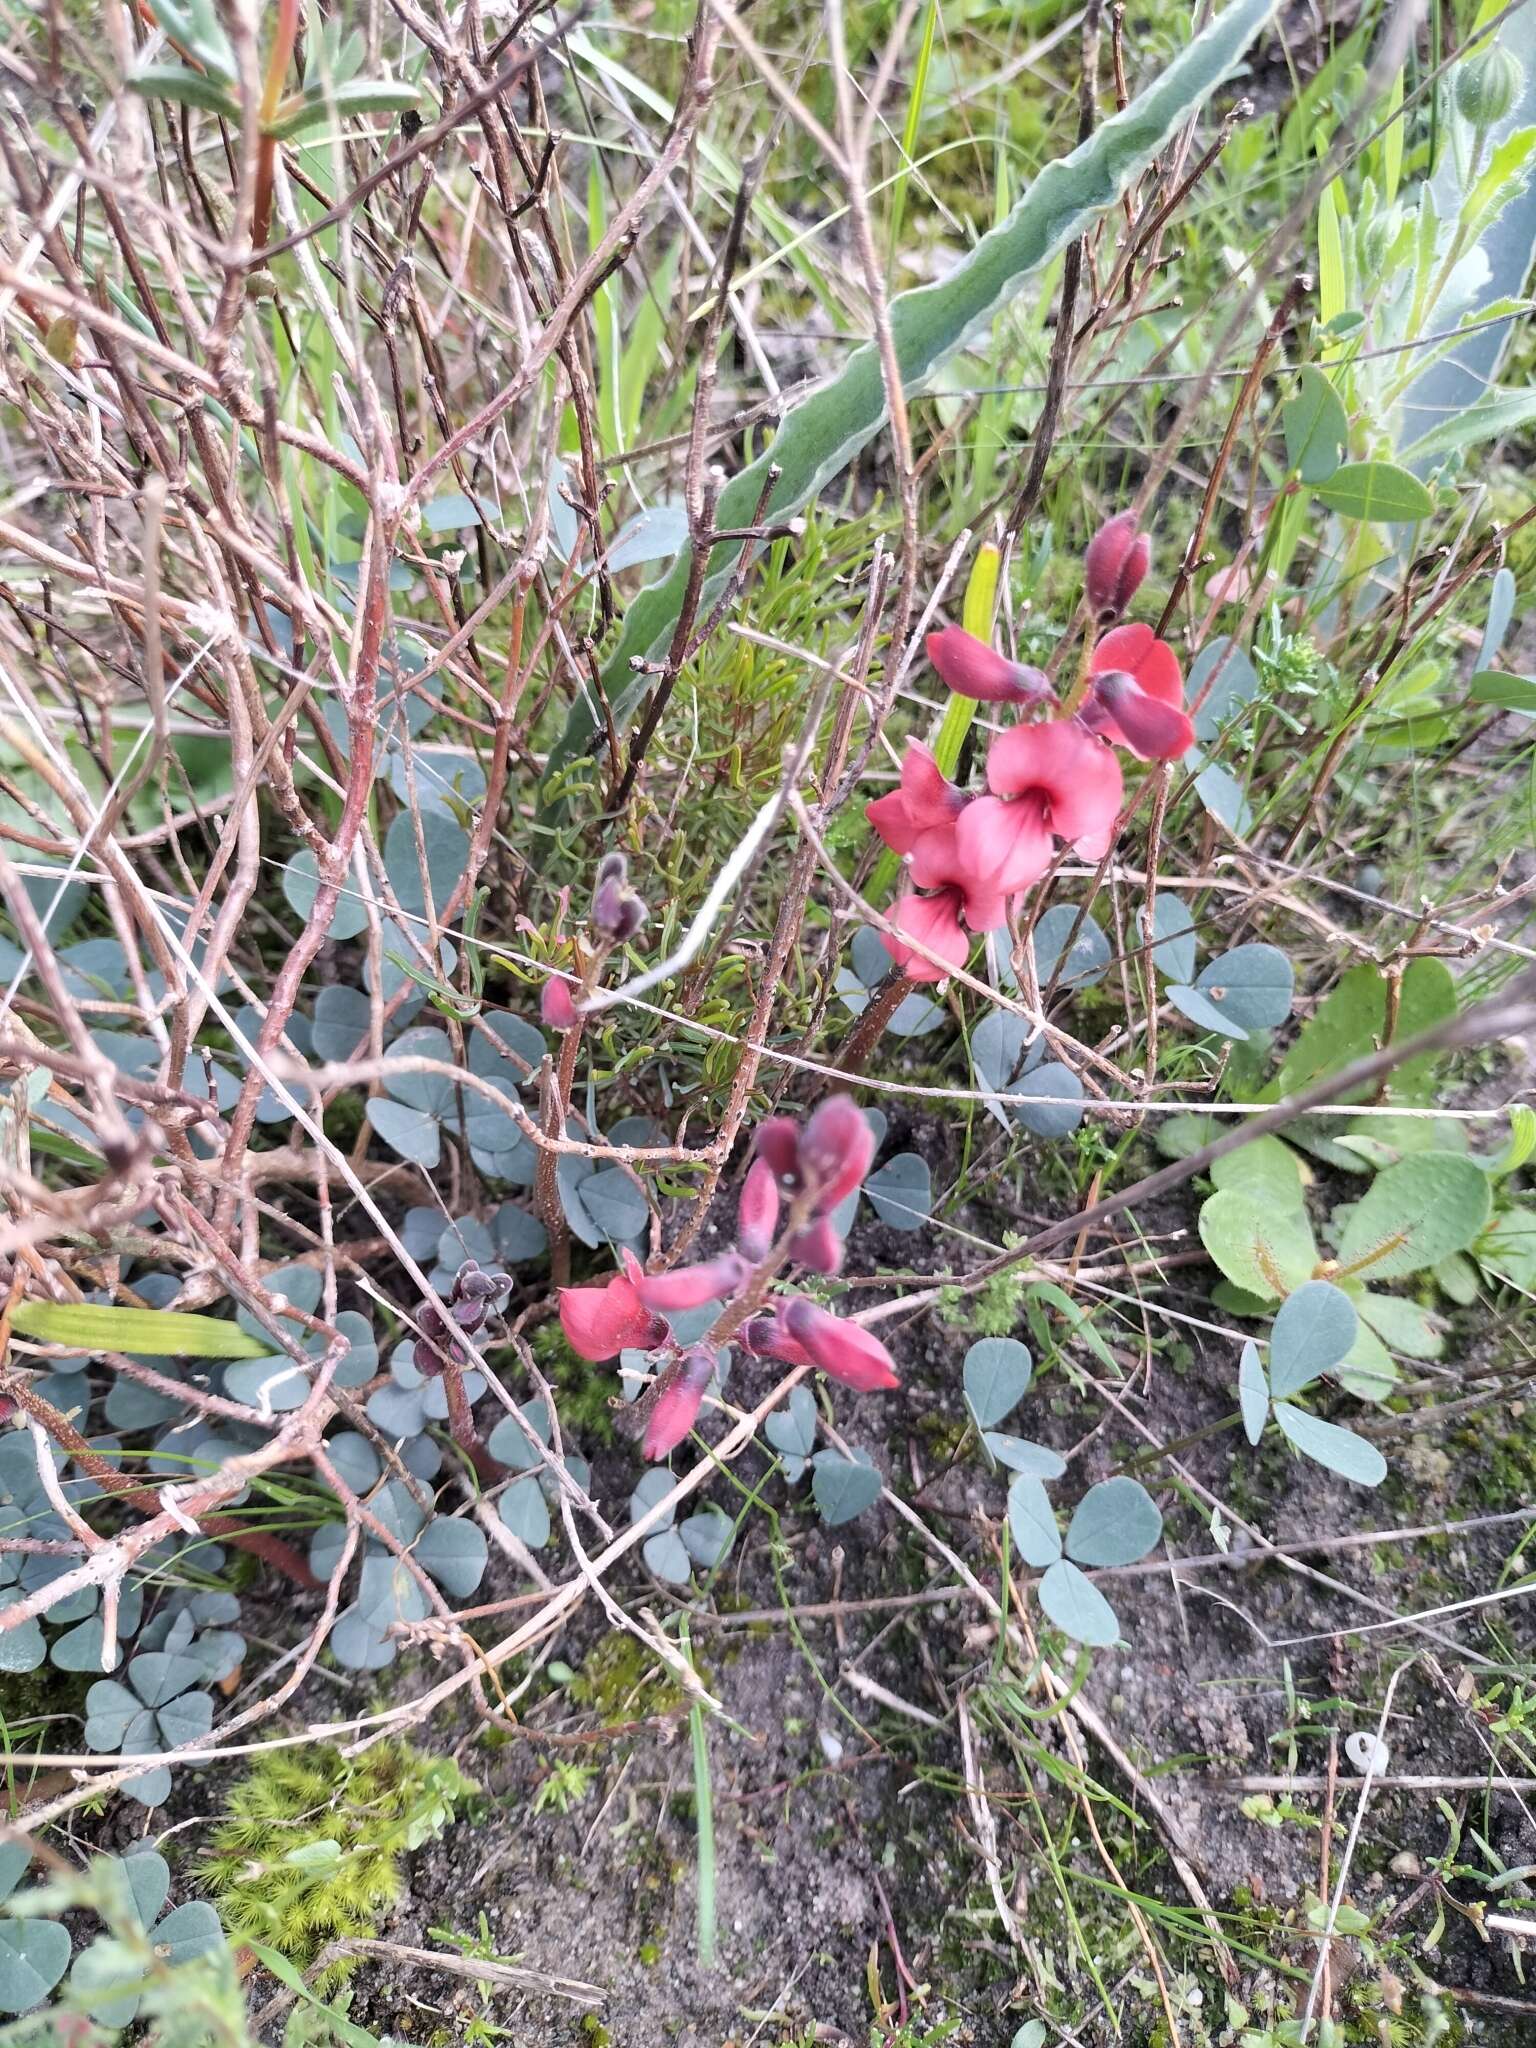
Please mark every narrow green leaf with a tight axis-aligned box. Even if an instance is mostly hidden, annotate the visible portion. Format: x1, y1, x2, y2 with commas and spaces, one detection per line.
128, 66, 239, 118
1468, 670, 1536, 714
546, 0, 1281, 784
1316, 179, 1346, 328
1238, 1341, 1269, 1445
9, 1302, 269, 1359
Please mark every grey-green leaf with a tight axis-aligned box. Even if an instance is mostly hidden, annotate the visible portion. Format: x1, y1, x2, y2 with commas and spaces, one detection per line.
0, 1922, 72, 2015
1238, 1340, 1269, 1445
812, 1450, 882, 1527
1268, 1279, 1358, 1397
1006, 1474, 1062, 1568
1065, 1476, 1162, 1567
1281, 366, 1348, 482
1273, 1402, 1386, 1486
1037, 1559, 1122, 1648
862, 1152, 933, 1229
963, 1337, 1033, 1429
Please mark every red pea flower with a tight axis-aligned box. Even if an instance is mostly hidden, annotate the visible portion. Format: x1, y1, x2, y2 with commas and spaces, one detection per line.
879, 887, 970, 982
1084, 623, 1192, 761
642, 1345, 716, 1461
746, 1297, 899, 1391
1084, 511, 1150, 619
559, 1250, 668, 1361
986, 718, 1124, 861
927, 626, 1052, 706
737, 1155, 781, 1259
629, 1250, 749, 1313
865, 743, 966, 886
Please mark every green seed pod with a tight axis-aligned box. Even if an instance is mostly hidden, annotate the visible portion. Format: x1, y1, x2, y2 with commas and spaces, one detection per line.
1455, 45, 1524, 131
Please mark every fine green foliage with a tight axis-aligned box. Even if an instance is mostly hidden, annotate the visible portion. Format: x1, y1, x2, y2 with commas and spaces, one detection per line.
199, 1741, 473, 1985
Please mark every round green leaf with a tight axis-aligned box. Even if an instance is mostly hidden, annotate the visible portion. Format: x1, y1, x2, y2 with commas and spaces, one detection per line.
983, 1434, 1067, 1479
1064, 1476, 1162, 1567
1193, 944, 1293, 1032
365, 1098, 441, 1168
1032, 905, 1109, 989
862, 1153, 933, 1230
499, 1475, 550, 1550
641, 1528, 692, 1583
415, 1515, 487, 1598
1006, 1474, 1062, 1568
1037, 1558, 1121, 1648
963, 1337, 1034, 1429
1337, 1152, 1492, 1279
1268, 1279, 1358, 1397
1198, 1188, 1318, 1301
679, 1505, 735, 1570
282, 849, 368, 941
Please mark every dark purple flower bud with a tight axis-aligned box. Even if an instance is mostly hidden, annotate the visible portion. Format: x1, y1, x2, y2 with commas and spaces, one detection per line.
754, 1117, 801, 1185
593, 852, 647, 942
1084, 512, 1150, 619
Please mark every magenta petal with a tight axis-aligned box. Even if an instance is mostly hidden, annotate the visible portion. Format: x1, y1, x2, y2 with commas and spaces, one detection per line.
928, 627, 1048, 704
955, 794, 1053, 897
986, 719, 1123, 855
559, 1276, 665, 1361
754, 1117, 801, 1181
879, 890, 969, 984
642, 1346, 715, 1461
737, 1156, 781, 1260
865, 785, 924, 855
631, 1251, 749, 1312
800, 1095, 875, 1213
787, 1216, 845, 1275
781, 1297, 899, 1392
1084, 511, 1150, 617
1091, 672, 1194, 761
540, 977, 579, 1029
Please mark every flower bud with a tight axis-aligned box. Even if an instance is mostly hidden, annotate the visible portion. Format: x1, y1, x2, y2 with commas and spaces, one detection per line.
782, 1297, 899, 1391
592, 855, 647, 942
797, 1095, 875, 1215
1456, 45, 1523, 130
786, 1215, 844, 1275
629, 1250, 749, 1312
541, 976, 579, 1030
642, 1345, 716, 1462
927, 626, 1051, 704
1084, 512, 1150, 618
737, 1156, 781, 1259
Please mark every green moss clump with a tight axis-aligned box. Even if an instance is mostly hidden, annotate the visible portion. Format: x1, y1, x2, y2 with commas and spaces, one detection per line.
570, 1631, 686, 1723
199, 1739, 473, 1986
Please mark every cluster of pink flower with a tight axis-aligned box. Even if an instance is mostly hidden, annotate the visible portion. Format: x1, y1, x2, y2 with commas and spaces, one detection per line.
868, 514, 1193, 983
558, 1095, 898, 1459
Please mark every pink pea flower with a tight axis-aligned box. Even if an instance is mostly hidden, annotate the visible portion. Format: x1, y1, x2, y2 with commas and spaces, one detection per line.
948, 792, 1054, 930
879, 887, 970, 982
559, 1250, 668, 1361
541, 976, 579, 1029
629, 1250, 749, 1312
865, 744, 966, 885
642, 1345, 716, 1461
737, 1156, 781, 1259
927, 626, 1052, 705
1084, 511, 1150, 619
1084, 624, 1192, 760
746, 1297, 899, 1392
986, 718, 1124, 860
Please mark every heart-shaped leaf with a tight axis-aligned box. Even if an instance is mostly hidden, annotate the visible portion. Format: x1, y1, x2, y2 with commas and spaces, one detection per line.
0, 1922, 71, 2015
963, 1338, 1034, 1429
811, 1450, 882, 1527
1065, 1477, 1162, 1567
862, 1153, 933, 1230
1268, 1279, 1358, 1397
1006, 1475, 1062, 1568
1037, 1558, 1121, 1647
